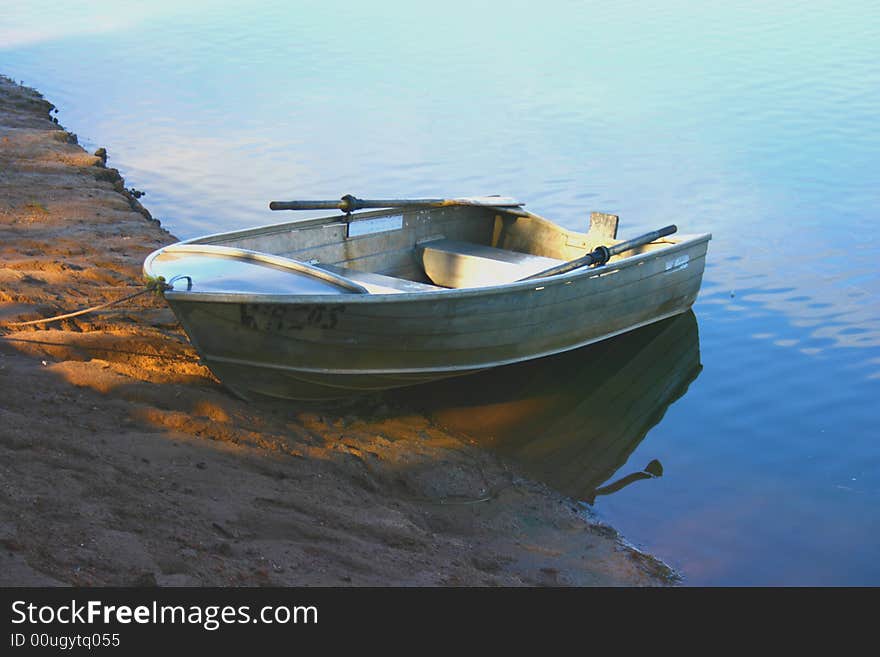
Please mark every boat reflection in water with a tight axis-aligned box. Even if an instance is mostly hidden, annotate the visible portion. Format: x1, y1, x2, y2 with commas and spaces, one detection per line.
407, 310, 702, 503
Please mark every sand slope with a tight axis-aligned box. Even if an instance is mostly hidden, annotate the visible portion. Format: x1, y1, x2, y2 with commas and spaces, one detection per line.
0, 74, 674, 586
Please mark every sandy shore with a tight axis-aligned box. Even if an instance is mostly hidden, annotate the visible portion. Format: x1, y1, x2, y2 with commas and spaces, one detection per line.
0, 74, 674, 586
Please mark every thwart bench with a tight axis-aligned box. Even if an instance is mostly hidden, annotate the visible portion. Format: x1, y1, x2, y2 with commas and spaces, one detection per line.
419, 239, 565, 288
316, 239, 568, 292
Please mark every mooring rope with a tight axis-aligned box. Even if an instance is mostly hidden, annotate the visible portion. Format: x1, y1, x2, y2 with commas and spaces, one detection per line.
3, 275, 172, 329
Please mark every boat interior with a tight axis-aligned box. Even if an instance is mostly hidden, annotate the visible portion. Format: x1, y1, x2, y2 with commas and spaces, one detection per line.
162, 205, 680, 294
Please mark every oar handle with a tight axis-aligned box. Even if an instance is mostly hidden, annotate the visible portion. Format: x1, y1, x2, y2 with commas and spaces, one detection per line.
606, 224, 677, 258
269, 200, 349, 211
523, 224, 677, 280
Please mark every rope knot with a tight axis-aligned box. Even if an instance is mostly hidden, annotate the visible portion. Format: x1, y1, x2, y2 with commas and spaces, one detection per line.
143, 274, 171, 297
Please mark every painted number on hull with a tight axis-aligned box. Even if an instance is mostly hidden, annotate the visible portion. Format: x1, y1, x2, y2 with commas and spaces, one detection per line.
240, 304, 345, 331
665, 254, 689, 272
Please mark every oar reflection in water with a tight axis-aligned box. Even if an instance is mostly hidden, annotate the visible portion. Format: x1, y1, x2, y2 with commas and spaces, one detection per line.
587, 458, 664, 505
407, 311, 702, 503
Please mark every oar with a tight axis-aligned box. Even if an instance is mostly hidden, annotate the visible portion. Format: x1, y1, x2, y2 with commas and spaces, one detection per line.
269, 194, 525, 213
522, 224, 678, 280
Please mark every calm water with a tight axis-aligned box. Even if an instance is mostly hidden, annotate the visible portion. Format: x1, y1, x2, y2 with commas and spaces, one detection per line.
3, 1, 878, 585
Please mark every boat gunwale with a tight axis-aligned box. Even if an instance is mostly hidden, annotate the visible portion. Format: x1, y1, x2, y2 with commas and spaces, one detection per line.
144, 206, 710, 304
153, 233, 710, 305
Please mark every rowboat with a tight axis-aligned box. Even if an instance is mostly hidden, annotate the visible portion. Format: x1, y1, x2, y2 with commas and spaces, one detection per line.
143, 195, 711, 400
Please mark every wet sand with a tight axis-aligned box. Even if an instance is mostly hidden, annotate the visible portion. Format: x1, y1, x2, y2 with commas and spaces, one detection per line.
0, 74, 674, 586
